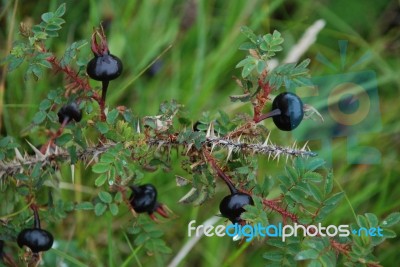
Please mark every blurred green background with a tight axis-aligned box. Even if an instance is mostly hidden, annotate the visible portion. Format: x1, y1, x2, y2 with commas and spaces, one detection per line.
1, 0, 399, 266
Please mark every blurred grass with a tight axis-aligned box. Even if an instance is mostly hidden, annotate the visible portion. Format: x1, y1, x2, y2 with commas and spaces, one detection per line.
1, 0, 400, 266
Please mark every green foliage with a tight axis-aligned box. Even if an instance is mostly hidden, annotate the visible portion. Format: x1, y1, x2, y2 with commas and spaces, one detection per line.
267, 59, 313, 89
2, 4, 66, 80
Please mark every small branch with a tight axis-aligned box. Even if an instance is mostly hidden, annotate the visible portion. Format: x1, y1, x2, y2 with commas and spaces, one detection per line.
0, 135, 316, 181
253, 70, 272, 123
46, 56, 93, 93
203, 150, 237, 194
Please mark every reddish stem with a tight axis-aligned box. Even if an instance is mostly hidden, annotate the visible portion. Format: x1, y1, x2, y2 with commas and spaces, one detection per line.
203, 150, 237, 194
46, 56, 93, 93
253, 72, 273, 123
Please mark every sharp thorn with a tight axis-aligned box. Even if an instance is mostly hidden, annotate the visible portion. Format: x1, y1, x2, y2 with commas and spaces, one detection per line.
14, 148, 24, 161
71, 164, 75, 184
26, 140, 45, 160
263, 132, 271, 146
211, 142, 216, 153
226, 146, 234, 162
301, 141, 309, 151
185, 143, 193, 155
206, 122, 215, 138
136, 119, 141, 134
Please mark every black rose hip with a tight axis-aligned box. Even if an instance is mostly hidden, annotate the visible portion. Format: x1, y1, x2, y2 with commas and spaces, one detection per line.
258, 92, 304, 131
219, 176, 254, 224
219, 192, 254, 224
86, 26, 123, 105
86, 53, 122, 82
57, 102, 82, 124
129, 184, 169, 221
17, 205, 53, 254
271, 92, 304, 131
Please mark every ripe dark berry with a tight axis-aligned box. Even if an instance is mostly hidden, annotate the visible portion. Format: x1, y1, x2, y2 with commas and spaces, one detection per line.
17, 229, 54, 253
86, 53, 122, 82
271, 92, 304, 131
129, 184, 169, 220
129, 184, 157, 213
17, 206, 53, 254
219, 192, 254, 224
87, 26, 123, 105
57, 102, 82, 124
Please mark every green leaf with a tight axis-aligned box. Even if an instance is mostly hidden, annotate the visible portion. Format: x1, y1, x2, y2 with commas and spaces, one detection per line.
114, 191, 123, 203
365, 213, 379, 228
381, 228, 396, 238
381, 212, 400, 227
109, 203, 119, 216
240, 26, 258, 44
32, 111, 47, 124
324, 192, 344, 206
75, 202, 94, 211
295, 249, 319, 260
41, 12, 54, 23
98, 191, 113, 204
324, 171, 334, 195
106, 109, 119, 125
238, 42, 257, 50
35, 31, 48, 40
256, 60, 266, 74
94, 202, 107, 216
46, 24, 62, 31
55, 133, 73, 146
262, 251, 283, 262
308, 183, 323, 202
236, 57, 254, 68
306, 158, 326, 172
54, 3, 66, 17
241, 63, 256, 78
95, 174, 108, 187
39, 99, 52, 111
303, 172, 323, 182
95, 121, 109, 134
92, 162, 110, 174
101, 152, 116, 164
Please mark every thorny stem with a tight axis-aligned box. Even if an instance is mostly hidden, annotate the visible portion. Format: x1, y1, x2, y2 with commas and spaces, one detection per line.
46, 56, 91, 91
253, 70, 272, 123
